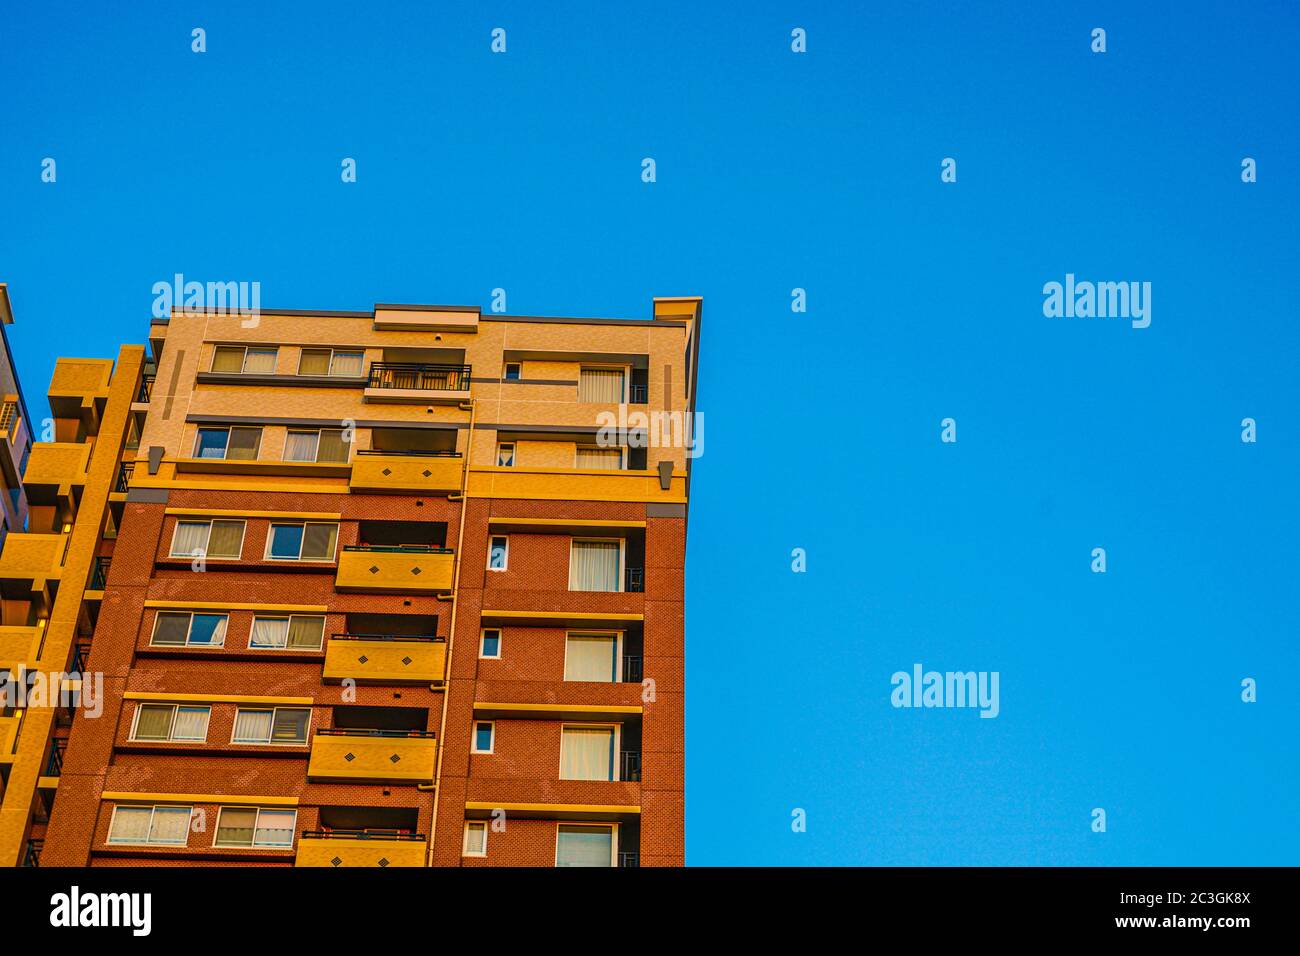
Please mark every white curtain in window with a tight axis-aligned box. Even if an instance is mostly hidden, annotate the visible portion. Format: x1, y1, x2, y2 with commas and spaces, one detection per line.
556, 826, 613, 867
255, 810, 296, 846
283, 431, 319, 462
464, 823, 486, 854
171, 521, 208, 557
570, 541, 620, 591
251, 618, 289, 648
242, 349, 277, 373
108, 807, 152, 843
171, 707, 210, 741
233, 709, 273, 742
578, 368, 624, 403
565, 636, 617, 682
560, 727, 614, 780
575, 447, 622, 470
330, 352, 364, 376
148, 807, 192, 844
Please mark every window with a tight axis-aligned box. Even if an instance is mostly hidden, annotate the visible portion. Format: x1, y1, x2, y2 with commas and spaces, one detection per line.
169, 519, 245, 559
130, 704, 211, 742
479, 629, 501, 659
487, 535, 508, 571
578, 367, 625, 404
560, 726, 616, 781
211, 346, 278, 374
266, 522, 338, 561
193, 426, 262, 460
284, 429, 349, 463
215, 807, 297, 848
503, 363, 521, 381
249, 615, 326, 650
472, 721, 494, 754
150, 611, 229, 647
107, 806, 193, 846
576, 446, 623, 469
495, 442, 515, 467
555, 825, 615, 867
298, 348, 364, 377
569, 540, 622, 592
463, 821, 488, 857
232, 707, 311, 745
565, 633, 620, 683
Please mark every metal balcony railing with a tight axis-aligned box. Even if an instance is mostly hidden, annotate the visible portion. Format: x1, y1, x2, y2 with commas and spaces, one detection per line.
624, 567, 644, 593
136, 375, 155, 403
622, 655, 643, 683
45, 739, 66, 776
314, 728, 437, 739
344, 544, 453, 554
89, 556, 111, 590
629, 384, 648, 404
115, 461, 134, 493
354, 449, 461, 458
22, 839, 42, 868
620, 750, 641, 782
71, 642, 91, 674
329, 633, 445, 643
300, 829, 425, 841
618, 851, 639, 868
367, 363, 471, 392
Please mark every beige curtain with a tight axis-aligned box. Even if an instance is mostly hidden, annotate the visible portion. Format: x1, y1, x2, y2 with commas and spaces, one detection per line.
570, 541, 620, 591
171, 521, 209, 557
298, 349, 331, 375
206, 520, 244, 558
283, 431, 318, 462
148, 807, 192, 845
575, 447, 622, 469
556, 826, 613, 867
226, 427, 261, 460
251, 618, 288, 648
233, 709, 273, 743
133, 704, 175, 740
302, 524, 337, 560
560, 727, 614, 780
288, 616, 325, 649
216, 808, 257, 846
254, 810, 297, 846
330, 352, 364, 376
211, 347, 244, 373
316, 430, 349, 462
579, 368, 624, 403
242, 349, 277, 373
171, 706, 210, 741
565, 635, 617, 682
108, 807, 153, 843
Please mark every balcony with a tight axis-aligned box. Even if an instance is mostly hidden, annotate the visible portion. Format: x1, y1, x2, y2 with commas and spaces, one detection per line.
324, 634, 447, 685
620, 750, 641, 782
306, 728, 437, 783
22, 442, 91, 505
294, 830, 427, 867
363, 363, 472, 405
0, 714, 21, 756
348, 450, 462, 495
624, 567, 644, 593
619, 851, 640, 867
22, 839, 42, 868
0, 625, 41, 666
48, 358, 112, 426
136, 374, 155, 404
88, 556, 111, 592
0, 533, 65, 599
335, 546, 455, 594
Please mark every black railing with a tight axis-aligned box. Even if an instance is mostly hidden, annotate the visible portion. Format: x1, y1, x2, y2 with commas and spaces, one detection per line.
622, 655, 643, 683
45, 739, 66, 776
367, 363, 471, 392
89, 556, 111, 590
115, 461, 134, 493
344, 544, 453, 554
624, 567, 644, 592
22, 839, 42, 868
136, 375, 155, 403
301, 829, 426, 841
71, 642, 91, 674
330, 633, 445, 643
620, 750, 641, 782
629, 384, 648, 404
355, 449, 462, 458
619, 851, 639, 868
315, 727, 437, 739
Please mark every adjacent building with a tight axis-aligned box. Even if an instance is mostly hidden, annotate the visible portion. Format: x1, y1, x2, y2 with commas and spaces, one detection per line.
15, 296, 697, 867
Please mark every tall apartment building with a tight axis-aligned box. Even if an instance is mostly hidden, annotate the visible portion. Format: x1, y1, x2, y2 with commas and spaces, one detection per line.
1, 280, 148, 866
27, 296, 698, 867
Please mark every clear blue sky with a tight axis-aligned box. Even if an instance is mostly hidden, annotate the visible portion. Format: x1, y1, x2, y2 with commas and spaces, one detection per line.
1, 1, 1296, 865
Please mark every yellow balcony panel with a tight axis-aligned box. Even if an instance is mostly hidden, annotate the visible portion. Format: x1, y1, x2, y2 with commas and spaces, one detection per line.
468, 466, 687, 505
0, 714, 21, 756
0, 625, 41, 666
0, 533, 65, 590
373, 306, 479, 333
48, 358, 113, 420
324, 635, 446, 684
335, 547, 454, 594
295, 832, 427, 867
348, 452, 463, 495
22, 443, 91, 504
307, 729, 437, 783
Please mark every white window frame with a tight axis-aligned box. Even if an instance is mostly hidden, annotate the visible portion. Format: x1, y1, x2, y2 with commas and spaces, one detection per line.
248, 614, 326, 651
230, 706, 312, 746
212, 345, 279, 374
562, 631, 624, 683
297, 348, 365, 377
168, 519, 246, 560
554, 822, 619, 868
568, 537, 626, 593
479, 628, 502, 660
106, 805, 194, 847
559, 722, 621, 781
264, 522, 339, 562
472, 720, 495, 754
192, 425, 263, 461
149, 610, 230, 648
495, 442, 515, 467
128, 703, 212, 743
213, 806, 299, 849
503, 362, 522, 381
487, 535, 509, 571
462, 820, 489, 857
